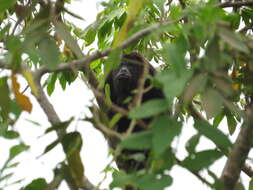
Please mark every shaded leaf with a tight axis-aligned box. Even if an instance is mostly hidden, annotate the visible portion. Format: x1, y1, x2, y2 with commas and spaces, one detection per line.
120, 131, 152, 150
3, 130, 19, 139
219, 27, 249, 54
110, 171, 136, 189
137, 174, 173, 190
45, 118, 73, 134
47, 73, 58, 96
62, 132, 84, 187
55, 21, 83, 58
183, 73, 208, 103
156, 68, 193, 100
9, 144, 29, 161
42, 139, 60, 155
186, 134, 200, 154
151, 116, 182, 156
194, 120, 232, 149
129, 99, 168, 119
202, 88, 223, 119
226, 112, 237, 135
38, 35, 60, 69
182, 149, 223, 171
0, 77, 11, 121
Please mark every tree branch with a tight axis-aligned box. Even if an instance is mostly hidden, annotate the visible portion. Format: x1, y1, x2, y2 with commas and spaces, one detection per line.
219, 1, 253, 8
33, 75, 99, 190
35, 18, 181, 83
220, 106, 253, 190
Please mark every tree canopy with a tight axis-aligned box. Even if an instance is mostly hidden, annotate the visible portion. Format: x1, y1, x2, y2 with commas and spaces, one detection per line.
1, 0, 253, 190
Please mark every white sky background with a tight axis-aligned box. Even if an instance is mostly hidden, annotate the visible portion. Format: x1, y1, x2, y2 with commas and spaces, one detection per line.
0, 0, 251, 190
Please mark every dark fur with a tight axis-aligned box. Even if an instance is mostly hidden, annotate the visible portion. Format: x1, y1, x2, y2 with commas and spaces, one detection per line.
105, 52, 164, 172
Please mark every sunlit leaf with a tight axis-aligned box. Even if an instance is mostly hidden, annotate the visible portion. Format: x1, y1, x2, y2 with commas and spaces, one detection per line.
11, 73, 32, 113
113, 0, 144, 47
23, 178, 47, 190
22, 70, 39, 97
0, 0, 18, 13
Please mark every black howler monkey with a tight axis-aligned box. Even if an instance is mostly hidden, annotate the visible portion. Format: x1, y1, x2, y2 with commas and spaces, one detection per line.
105, 52, 164, 172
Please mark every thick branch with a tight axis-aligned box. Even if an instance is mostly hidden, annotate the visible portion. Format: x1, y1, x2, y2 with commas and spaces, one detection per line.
220, 107, 253, 190
188, 103, 253, 179
219, 1, 253, 8
33, 75, 99, 190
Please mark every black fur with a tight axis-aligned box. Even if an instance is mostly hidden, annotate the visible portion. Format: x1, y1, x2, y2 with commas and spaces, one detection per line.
105, 52, 164, 172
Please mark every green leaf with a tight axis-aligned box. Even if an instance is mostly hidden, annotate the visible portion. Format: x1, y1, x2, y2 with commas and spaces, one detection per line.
213, 113, 225, 128
62, 132, 84, 186
202, 88, 223, 119
45, 118, 73, 134
129, 99, 168, 119
62, 132, 83, 155
42, 139, 60, 155
186, 134, 200, 154
0, 173, 13, 183
0, 77, 11, 121
151, 116, 182, 156
3, 130, 19, 139
219, 27, 249, 54
38, 35, 60, 69
111, 171, 136, 189
9, 144, 29, 161
55, 22, 83, 58
0, 24, 11, 41
194, 120, 232, 149
226, 112, 237, 135
183, 73, 208, 103
182, 149, 223, 171
156, 68, 193, 100
0, 0, 18, 13
84, 27, 97, 46
23, 178, 47, 190
120, 131, 152, 150
137, 174, 173, 190
47, 73, 58, 96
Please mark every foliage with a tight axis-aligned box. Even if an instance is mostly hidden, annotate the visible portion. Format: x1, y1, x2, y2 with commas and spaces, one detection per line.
0, 0, 253, 190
